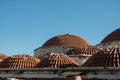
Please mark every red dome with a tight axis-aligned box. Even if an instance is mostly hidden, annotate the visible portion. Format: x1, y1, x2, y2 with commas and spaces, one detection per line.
0, 54, 7, 67
42, 34, 89, 47
101, 28, 120, 43
0, 54, 7, 61
37, 53, 80, 68
1, 54, 40, 68
82, 47, 120, 67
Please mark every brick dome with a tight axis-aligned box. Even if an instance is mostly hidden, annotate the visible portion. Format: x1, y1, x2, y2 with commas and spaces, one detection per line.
65, 46, 101, 56
1, 54, 40, 68
37, 53, 80, 68
0, 54, 7, 61
101, 28, 120, 43
42, 34, 89, 47
0, 54, 7, 67
82, 47, 120, 67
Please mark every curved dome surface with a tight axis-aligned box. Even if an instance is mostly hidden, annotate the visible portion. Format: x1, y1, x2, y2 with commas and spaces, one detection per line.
1, 54, 40, 68
82, 47, 120, 67
42, 34, 89, 47
37, 53, 80, 68
0, 54, 7, 67
65, 46, 101, 55
0, 54, 7, 61
101, 28, 120, 43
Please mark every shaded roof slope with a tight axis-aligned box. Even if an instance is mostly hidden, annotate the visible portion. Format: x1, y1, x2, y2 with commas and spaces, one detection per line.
1, 54, 40, 68
37, 53, 80, 68
82, 47, 120, 67
42, 34, 89, 47
101, 28, 120, 43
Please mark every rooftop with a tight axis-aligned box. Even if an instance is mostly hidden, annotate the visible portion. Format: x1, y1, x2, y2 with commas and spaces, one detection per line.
65, 46, 101, 56
1, 54, 40, 68
42, 33, 89, 47
37, 53, 80, 68
101, 28, 120, 43
82, 47, 120, 67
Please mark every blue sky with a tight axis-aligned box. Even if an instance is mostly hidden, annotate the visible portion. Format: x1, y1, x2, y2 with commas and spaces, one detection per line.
0, 0, 120, 56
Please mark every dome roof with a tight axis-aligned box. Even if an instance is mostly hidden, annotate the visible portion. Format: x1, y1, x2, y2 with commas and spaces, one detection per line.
65, 46, 101, 56
0, 54, 7, 61
82, 47, 120, 67
37, 53, 80, 68
101, 28, 120, 43
42, 34, 89, 47
1, 54, 40, 68
0, 54, 7, 67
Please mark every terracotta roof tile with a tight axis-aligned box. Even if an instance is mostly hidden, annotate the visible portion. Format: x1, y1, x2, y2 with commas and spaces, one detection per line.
42, 34, 89, 47
37, 53, 80, 68
82, 47, 120, 67
0, 54, 7, 60
0, 54, 7, 67
65, 46, 101, 55
1, 54, 40, 68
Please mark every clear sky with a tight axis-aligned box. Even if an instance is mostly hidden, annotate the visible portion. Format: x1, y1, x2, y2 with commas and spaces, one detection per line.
0, 0, 120, 56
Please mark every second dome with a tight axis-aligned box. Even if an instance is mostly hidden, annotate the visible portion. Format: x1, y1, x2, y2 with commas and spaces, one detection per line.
42, 33, 89, 47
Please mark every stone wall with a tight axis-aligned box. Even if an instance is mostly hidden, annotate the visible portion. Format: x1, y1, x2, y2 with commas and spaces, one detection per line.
68, 55, 91, 65
34, 46, 74, 59
97, 40, 120, 48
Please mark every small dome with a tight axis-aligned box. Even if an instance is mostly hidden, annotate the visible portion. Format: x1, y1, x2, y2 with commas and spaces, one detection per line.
82, 47, 120, 67
37, 53, 80, 68
0, 54, 7, 61
101, 28, 120, 43
65, 46, 101, 55
0, 54, 7, 67
1, 54, 40, 68
42, 34, 89, 47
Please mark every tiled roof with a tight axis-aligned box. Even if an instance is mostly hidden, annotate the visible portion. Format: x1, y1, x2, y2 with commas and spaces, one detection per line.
0, 54, 7, 60
65, 46, 101, 55
1, 54, 40, 68
82, 47, 120, 67
37, 53, 80, 68
42, 33, 89, 47
0, 54, 7, 67
101, 28, 120, 43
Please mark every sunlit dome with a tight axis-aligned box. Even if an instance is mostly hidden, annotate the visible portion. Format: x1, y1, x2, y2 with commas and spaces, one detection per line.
1, 54, 40, 68
42, 33, 89, 47
37, 53, 80, 68
82, 47, 120, 67
0, 54, 7, 67
0, 54, 7, 61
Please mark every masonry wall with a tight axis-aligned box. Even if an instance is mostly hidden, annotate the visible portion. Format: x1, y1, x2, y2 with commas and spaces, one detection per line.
97, 40, 120, 48
69, 56, 90, 65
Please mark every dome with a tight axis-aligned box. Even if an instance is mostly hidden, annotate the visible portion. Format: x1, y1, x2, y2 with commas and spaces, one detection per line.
65, 46, 101, 56
101, 28, 120, 43
0, 54, 7, 61
42, 34, 89, 47
82, 47, 120, 67
0, 54, 7, 67
1, 54, 40, 68
37, 53, 80, 68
